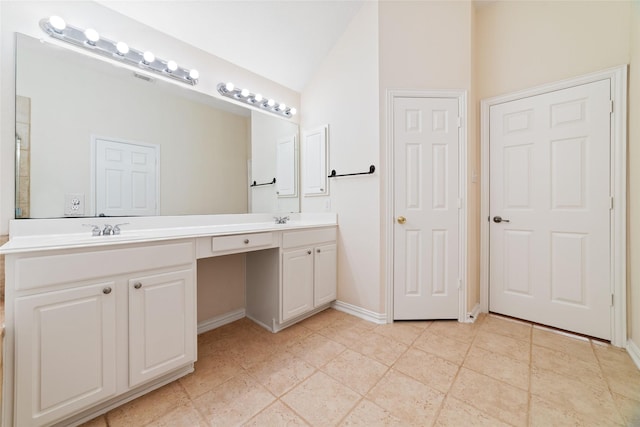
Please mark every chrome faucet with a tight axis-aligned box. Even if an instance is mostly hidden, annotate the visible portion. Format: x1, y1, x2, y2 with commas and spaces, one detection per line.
83, 224, 102, 236
113, 223, 129, 235
83, 223, 129, 236
102, 224, 114, 235
274, 216, 290, 224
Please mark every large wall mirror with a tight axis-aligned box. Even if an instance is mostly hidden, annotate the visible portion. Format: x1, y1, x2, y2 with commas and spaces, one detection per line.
15, 33, 299, 219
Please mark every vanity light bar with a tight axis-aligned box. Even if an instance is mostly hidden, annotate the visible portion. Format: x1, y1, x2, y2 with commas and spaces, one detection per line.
40, 16, 199, 86
217, 82, 297, 118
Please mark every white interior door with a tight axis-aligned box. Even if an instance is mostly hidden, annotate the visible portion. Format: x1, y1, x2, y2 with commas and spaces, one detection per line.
94, 137, 159, 217
393, 97, 460, 320
489, 79, 612, 340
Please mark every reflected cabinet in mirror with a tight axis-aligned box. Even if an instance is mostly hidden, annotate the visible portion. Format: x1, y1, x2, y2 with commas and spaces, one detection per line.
15, 33, 299, 219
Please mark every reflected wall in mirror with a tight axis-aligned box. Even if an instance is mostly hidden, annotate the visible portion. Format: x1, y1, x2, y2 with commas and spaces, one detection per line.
15, 33, 300, 218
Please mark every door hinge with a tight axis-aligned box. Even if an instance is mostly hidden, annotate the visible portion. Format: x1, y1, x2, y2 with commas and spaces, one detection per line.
457, 117, 462, 128
610, 196, 614, 210
611, 293, 614, 307
609, 100, 614, 114
457, 279, 462, 289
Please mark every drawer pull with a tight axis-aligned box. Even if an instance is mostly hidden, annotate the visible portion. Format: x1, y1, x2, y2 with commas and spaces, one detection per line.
102, 287, 112, 295
307, 249, 312, 255
133, 282, 142, 289
317, 249, 321, 253
244, 239, 250, 244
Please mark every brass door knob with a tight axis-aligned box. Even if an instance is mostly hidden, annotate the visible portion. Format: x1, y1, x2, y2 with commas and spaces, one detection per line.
397, 216, 406, 224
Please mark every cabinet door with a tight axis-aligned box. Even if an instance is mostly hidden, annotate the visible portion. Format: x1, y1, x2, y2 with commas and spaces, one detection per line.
15, 282, 117, 426
314, 243, 337, 307
128, 268, 196, 388
281, 248, 314, 322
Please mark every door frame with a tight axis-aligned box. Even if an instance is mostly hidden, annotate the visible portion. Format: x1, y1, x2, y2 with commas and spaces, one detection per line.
90, 135, 161, 217
385, 89, 468, 323
480, 66, 628, 347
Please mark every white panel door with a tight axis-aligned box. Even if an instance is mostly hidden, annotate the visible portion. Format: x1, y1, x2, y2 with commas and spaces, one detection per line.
281, 247, 314, 322
314, 243, 337, 307
489, 79, 611, 340
277, 135, 297, 197
393, 97, 460, 320
128, 269, 196, 387
302, 126, 328, 195
95, 137, 159, 216
15, 282, 117, 426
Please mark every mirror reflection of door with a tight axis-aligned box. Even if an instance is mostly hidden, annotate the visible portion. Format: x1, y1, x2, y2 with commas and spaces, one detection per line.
93, 137, 159, 217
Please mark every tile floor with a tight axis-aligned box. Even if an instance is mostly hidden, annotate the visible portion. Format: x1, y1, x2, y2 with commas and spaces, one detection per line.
81, 310, 640, 426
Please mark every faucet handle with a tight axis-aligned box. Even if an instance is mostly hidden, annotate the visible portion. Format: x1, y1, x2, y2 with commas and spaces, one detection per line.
102, 224, 113, 236
82, 224, 102, 236
113, 223, 130, 235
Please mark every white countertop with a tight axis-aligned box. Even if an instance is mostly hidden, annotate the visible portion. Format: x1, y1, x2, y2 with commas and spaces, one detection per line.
1, 213, 337, 254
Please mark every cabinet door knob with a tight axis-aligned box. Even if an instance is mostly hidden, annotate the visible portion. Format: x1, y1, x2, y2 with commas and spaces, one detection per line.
244, 239, 250, 244
133, 282, 142, 289
317, 249, 321, 253
102, 287, 112, 294
307, 249, 312, 255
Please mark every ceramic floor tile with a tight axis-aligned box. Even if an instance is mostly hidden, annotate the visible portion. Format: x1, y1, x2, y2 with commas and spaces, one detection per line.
321, 349, 388, 395
529, 395, 593, 427
291, 333, 346, 368
480, 315, 531, 342
267, 322, 314, 348
463, 345, 530, 391
532, 344, 606, 389
393, 347, 459, 394
144, 402, 208, 427
299, 308, 343, 331
349, 330, 408, 366
472, 330, 530, 363
192, 372, 276, 427
318, 321, 374, 348
594, 342, 639, 370
179, 353, 245, 399
612, 393, 640, 426
339, 399, 407, 426
413, 330, 470, 365
106, 382, 190, 427
530, 366, 624, 425
246, 350, 316, 396
449, 367, 528, 427
372, 321, 425, 345
428, 319, 480, 344
601, 362, 640, 401
242, 401, 309, 426
532, 326, 597, 363
366, 370, 445, 426
434, 396, 512, 427
281, 371, 361, 426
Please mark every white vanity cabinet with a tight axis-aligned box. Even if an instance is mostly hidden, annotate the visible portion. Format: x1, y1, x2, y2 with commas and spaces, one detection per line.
14, 281, 118, 427
7, 240, 196, 427
281, 228, 337, 323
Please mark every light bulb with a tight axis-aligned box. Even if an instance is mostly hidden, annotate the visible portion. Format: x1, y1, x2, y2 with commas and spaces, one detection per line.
279, 103, 286, 111
290, 108, 297, 116
267, 99, 275, 107
142, 51, 155, 64
116, 41, 129, 55
225, 82, 235, 92
166, 60, 178, 72
84, 28, 99, 45
188, 69, 199, 80
240, 88, 250, 98
49, 16, 66, 33
254, 93, 263, 102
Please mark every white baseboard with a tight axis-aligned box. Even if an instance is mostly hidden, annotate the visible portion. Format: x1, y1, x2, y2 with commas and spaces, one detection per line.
627, 339, 640, 370
465, 303, 481, 323
197, 309, 245, 334
332, 300, 387, 324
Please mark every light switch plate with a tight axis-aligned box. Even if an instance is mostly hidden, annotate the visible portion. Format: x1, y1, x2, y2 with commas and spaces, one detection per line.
64, 193, 85, 216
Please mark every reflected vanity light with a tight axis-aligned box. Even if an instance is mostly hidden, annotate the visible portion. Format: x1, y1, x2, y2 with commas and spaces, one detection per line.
217, 82, 297, 118
40, 16, 199, 86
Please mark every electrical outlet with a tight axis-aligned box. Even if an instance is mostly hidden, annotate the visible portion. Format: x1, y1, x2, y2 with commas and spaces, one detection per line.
64, 193, 85, 216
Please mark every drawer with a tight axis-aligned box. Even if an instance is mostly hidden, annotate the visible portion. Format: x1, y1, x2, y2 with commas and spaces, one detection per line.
282, 227, 337, 249
211, 232, 275, 253
14, 241, 194, 291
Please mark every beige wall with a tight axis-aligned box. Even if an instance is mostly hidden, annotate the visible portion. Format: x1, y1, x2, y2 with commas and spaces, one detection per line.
301, 3, 381, 312
629, 1, 640, 345
197, 255, 245, 323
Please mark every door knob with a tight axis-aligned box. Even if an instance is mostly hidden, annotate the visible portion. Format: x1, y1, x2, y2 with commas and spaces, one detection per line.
397, 216, 406, 224
133, 282, 142, 289
493, 216, 510, 223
